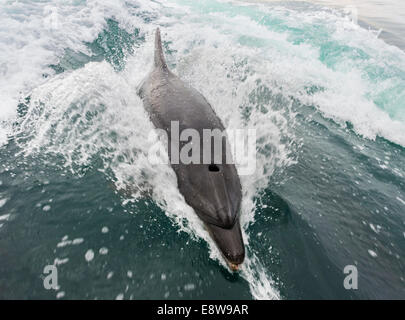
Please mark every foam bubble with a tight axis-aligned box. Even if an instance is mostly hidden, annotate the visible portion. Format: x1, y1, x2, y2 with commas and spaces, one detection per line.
85, 249, 94, 262
368, 249, 378, 258
56, 291, 65, 299
72, 238, 84, 245
99, 247, 109, 255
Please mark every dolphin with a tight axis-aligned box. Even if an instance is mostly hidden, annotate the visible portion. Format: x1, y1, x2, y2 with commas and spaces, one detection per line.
138, 28, 245, 270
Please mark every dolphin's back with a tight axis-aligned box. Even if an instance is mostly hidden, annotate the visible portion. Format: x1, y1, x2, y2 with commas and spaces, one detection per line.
138, 29, 242, 229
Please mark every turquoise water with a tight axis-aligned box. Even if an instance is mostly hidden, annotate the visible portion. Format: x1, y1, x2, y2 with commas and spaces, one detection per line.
0, 0, 404, 299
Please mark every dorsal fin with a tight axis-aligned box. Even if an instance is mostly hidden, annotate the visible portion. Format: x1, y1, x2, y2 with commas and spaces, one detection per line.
154, 28, 167, 70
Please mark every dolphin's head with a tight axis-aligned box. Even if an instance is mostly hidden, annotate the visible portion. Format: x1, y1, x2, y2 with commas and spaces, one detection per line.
205, 217, 245, 270
174, 162, 245, 269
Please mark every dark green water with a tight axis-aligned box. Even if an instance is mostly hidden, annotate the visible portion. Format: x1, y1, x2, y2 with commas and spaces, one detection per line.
0, 0, 404, 299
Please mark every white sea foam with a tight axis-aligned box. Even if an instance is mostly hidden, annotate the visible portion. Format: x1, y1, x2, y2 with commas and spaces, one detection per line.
397, 196, 405, 206
0, 213, 10, 221
0, 198, 8, 208
0, 0, 137, 147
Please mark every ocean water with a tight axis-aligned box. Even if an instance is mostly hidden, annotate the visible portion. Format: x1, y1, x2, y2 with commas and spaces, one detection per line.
0, 0, 404, 299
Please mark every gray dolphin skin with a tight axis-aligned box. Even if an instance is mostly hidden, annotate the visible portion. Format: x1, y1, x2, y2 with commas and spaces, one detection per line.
138, 28, 245, 270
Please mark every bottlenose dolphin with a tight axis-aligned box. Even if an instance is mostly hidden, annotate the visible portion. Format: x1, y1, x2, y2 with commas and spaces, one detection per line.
138, 28, 245, 270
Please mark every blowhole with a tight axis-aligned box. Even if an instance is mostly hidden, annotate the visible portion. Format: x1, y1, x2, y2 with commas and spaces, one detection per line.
208, 164, 220, 172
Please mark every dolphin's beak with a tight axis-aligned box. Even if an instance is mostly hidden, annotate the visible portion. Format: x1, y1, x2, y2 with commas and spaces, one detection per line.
205, 218, 245, 271
228, 262, 240, 272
